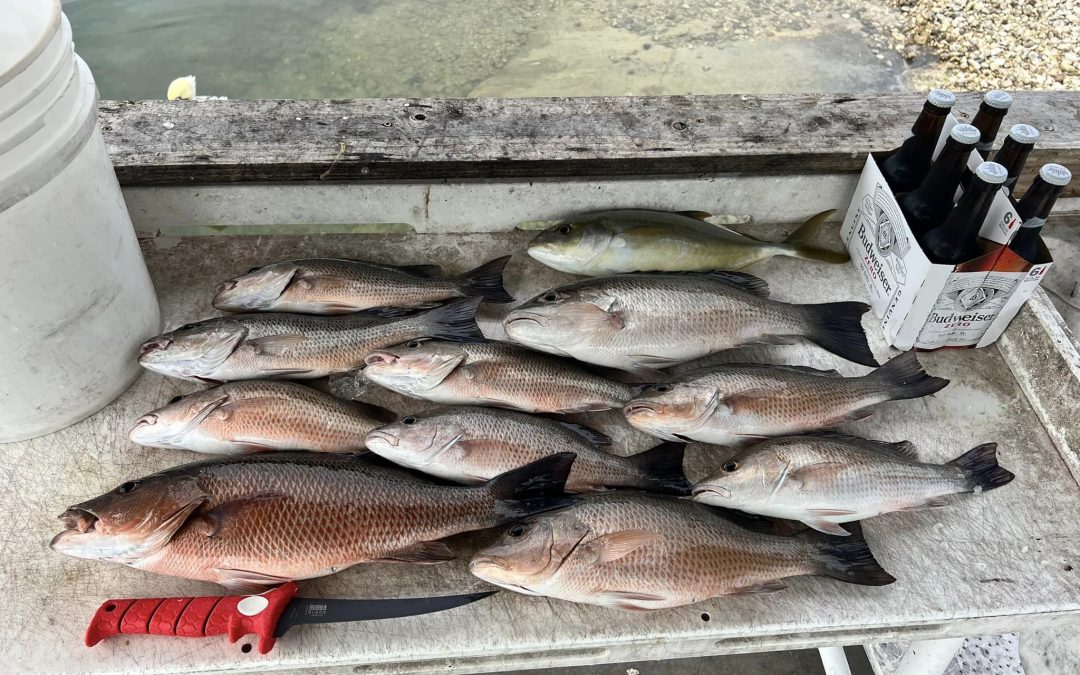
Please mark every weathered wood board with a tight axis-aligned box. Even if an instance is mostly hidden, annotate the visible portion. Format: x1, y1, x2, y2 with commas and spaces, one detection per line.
3, 228, 1079, 674
98, 93, 1080, 198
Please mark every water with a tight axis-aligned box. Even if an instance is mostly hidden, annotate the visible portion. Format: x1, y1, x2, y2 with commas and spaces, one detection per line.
63, 0, 909, 100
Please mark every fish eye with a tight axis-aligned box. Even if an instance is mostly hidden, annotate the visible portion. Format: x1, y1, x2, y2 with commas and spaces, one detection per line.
246, 266, 261, 273
654, 384, 671, 393
722, 461, 739, 472
541, 292, 559, 302
406, 340, 420, 348
116, 480, 139, 494
402, 416, 417, 425
557, 224, 571, 235
509, 524, 526, 537
168, 394, 184, 404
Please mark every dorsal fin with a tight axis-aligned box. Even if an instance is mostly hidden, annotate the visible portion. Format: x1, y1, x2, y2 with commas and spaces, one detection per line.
767, 364, 843, 377
804, 430, 919, 460
707, 271, 770, 297
675, 210, 713, 220
557, 421, 612, 447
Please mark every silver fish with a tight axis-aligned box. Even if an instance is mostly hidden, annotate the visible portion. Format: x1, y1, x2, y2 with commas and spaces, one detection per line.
503, 271, 876, 373
692, 433, 1014, 535
138, 298, 484, 382
365, 406, 688, 493
624, 353, 948, 445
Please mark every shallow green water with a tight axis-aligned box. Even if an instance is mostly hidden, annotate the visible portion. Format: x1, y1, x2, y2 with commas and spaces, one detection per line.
63, 0, 907, 100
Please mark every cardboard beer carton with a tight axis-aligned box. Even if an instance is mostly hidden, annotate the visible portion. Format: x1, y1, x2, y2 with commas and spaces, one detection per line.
839, 116, 1053, 350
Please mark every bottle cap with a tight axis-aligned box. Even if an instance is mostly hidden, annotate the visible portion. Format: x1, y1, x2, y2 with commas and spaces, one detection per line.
975, 162, 1009, 184
982, 90, 1013, 110
927, 89, 956, 108
1008, 123, 1040, 145
1039, 163, 1072, 187
949, 123, 981, 144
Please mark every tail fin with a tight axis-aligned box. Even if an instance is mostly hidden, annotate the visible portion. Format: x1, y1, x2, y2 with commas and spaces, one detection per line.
420, 297, 486, 342
627, 441, 691, 495
486, 452, 576, 520
327, 367, 369, 401
803, 301, 878, 367
865, 352, 950, 400
802, 520, 895, 586
456, 256, 514, 304
781, 210, 849, 264
947, 443, 1014, 492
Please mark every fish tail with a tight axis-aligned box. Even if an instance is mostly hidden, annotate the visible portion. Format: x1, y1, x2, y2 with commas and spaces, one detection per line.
947, 443, 1014, 492
421, 297, 486, 342
780, 210, 849, 264
456, 255, 514, 303
865, 352, 950, 401
627, 441, 691, 495
803, 521, 896, 586
486, 452, 576, 520
803, 301, 879, 367
327, 367, 370, 401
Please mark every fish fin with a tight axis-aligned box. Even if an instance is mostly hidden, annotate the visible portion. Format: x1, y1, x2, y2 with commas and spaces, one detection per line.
767, 364, 842, 377
946, 443, 1014, 492
720, 388, 773, 414
676, 210, 713, 220
192, 494, 284, 537
866, 352, 950, 401
788, 463, 848, 490
553, 403, 614, 413
897, 496, 951, 511
805, 508, 858, 516
802, 431, 920, 460
486, 452, 576, 520
598, 590, 666, 610
262, 368, 319, 378
375, 540, 455, 564
729, 580, 789, 595
421, 297, 486, 342
750, 335, 799, 346
456, 255, 514, 303
706, 270, 770, 297
327, 367, 370, 401
803, 519, 853, 536
801, 520, 895, 586
780, 209, 849, 264
628, 441, 691, 495
246, 334, 308, 356
357, 306, 422, 318
394, 264, 443, 278
214, 568, 294, 593
628, 354, 682, 369
802, 301, 878, 367
840, 409, 875, 423
557, 421, 613, 447
584, 530, 660, 564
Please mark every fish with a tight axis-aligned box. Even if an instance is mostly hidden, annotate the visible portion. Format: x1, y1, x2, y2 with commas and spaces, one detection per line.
356, 339, 642, 413
138, 297, 484, 382
527, 209, 848, 276
469, 491, 894, 610
50, 452, 575, 591
129, 380, 393, 454
624, 352, 948, 445
502, 271, 877, 373
365, 406, 689, 494
691, 432, 1014, 535
213, 256, 513, 314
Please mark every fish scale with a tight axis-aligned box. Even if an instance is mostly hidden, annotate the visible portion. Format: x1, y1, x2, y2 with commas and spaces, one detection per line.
263, 259, 464, 309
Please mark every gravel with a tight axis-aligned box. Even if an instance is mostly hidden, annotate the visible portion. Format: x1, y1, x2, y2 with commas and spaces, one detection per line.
891, 0, 1080, 90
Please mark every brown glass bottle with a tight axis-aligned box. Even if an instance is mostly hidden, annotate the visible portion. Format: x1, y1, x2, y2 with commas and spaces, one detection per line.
992, 124, 1039, 195
1009, 163, 1072, 263
880, 89, 956, 194
970, 90, 1012, 156
921, 162, 1008, 265
898, 123, 980, 237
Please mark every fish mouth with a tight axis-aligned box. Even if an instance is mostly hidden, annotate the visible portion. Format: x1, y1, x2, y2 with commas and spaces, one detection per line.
366, 429, 399, 447
504, 313, 546, 329
132, 414, 158, 429
691, 485, 731, 500
57, 508, 99, 534
469, 555, 503, 571
365, 351, 398, 367
624, 401, 664, 416
214, 280, 237, 295
138, 337, 172, 357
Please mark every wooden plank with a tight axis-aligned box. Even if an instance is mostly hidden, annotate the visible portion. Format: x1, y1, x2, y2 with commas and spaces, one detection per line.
99, 93, 1080, 196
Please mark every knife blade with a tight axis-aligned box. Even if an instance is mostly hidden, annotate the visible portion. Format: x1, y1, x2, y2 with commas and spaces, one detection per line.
85, 582, 496, 653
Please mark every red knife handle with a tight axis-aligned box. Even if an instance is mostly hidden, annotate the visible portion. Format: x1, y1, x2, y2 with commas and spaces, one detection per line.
85, 582, 298, 654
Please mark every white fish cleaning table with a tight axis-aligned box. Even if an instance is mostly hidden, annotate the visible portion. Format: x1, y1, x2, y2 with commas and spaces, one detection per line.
3, 93, 1080, 673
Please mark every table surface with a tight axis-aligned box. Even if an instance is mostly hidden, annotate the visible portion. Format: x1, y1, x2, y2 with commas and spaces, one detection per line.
4, 229, 1079, 674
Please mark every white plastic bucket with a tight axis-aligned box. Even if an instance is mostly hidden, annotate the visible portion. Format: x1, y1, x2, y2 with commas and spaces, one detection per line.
0, 0, 160, 442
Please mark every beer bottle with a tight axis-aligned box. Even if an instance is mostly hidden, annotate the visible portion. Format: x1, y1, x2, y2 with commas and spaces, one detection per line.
880, 89, 956, 193
921, 161, 1008, 265
970, 90, 1012, 156
1008, 163, 1072, 263
991, 123, 1039, 194
898, 123, 981, 237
